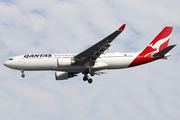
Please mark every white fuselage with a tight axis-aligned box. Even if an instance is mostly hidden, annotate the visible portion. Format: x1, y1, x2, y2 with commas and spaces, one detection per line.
4, 52, 139, 72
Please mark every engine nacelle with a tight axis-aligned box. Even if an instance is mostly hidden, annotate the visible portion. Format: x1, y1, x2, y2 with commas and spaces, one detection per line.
57, 58, 72, 67
55, 72, 76, 80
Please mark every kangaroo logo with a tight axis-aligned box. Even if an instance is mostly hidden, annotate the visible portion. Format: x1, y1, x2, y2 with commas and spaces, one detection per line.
144, 34, 171, 57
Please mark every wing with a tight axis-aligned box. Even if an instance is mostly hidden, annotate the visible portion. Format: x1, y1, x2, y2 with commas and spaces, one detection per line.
72, 24, 126, 66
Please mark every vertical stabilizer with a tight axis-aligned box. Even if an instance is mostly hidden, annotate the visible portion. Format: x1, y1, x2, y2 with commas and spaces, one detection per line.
129, 26, 174, 67
141, 26, 173, 57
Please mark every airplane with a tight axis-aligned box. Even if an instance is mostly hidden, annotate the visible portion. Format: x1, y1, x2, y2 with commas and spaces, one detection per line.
3, 24, 176, 84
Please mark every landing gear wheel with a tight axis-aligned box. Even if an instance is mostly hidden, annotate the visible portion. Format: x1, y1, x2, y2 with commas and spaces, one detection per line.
90, 71, 95, 76
21, 74, 25, 78
83, 75, 88, 81
88, 78, 93, 84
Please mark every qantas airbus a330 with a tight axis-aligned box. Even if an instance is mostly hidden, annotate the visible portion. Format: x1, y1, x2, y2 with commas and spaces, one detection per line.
3, 24, 176, 83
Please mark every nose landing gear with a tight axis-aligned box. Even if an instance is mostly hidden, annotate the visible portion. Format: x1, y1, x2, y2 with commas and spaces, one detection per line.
21, 70, 25, 78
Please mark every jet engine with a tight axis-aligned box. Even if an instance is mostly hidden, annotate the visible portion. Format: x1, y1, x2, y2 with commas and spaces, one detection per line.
55, 71, 77, 80
57, 58, 75, 67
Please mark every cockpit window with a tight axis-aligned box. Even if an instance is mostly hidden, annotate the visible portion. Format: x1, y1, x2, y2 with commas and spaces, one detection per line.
9, 58, 13, 60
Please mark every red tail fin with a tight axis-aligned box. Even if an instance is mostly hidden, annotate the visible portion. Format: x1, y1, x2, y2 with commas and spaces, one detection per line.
129, 26, 173, 67
141, 26, 173, 57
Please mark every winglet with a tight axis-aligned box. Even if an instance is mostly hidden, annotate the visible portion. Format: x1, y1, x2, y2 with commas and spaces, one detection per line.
118, 24, 126, 30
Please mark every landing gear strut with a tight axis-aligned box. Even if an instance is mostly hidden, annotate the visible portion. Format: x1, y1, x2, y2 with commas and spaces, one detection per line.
21, 70, 25, 78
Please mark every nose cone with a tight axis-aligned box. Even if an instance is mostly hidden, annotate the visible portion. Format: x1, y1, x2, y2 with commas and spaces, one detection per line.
3, 61, 13, 68
3, 61, 8, 67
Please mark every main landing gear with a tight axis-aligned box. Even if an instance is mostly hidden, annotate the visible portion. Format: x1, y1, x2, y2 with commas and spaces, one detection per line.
83, 75, 93, 84
21, 69, 25, 78
83, 68, 94, 84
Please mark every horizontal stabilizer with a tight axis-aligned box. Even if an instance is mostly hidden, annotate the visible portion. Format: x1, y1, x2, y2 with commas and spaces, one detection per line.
152, 45, 176, 58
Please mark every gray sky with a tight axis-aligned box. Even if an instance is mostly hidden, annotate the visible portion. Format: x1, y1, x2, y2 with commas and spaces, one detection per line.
0, 0, 180, 120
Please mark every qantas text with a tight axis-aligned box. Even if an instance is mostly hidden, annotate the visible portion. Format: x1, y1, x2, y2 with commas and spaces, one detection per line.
24, 54, 52, 58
